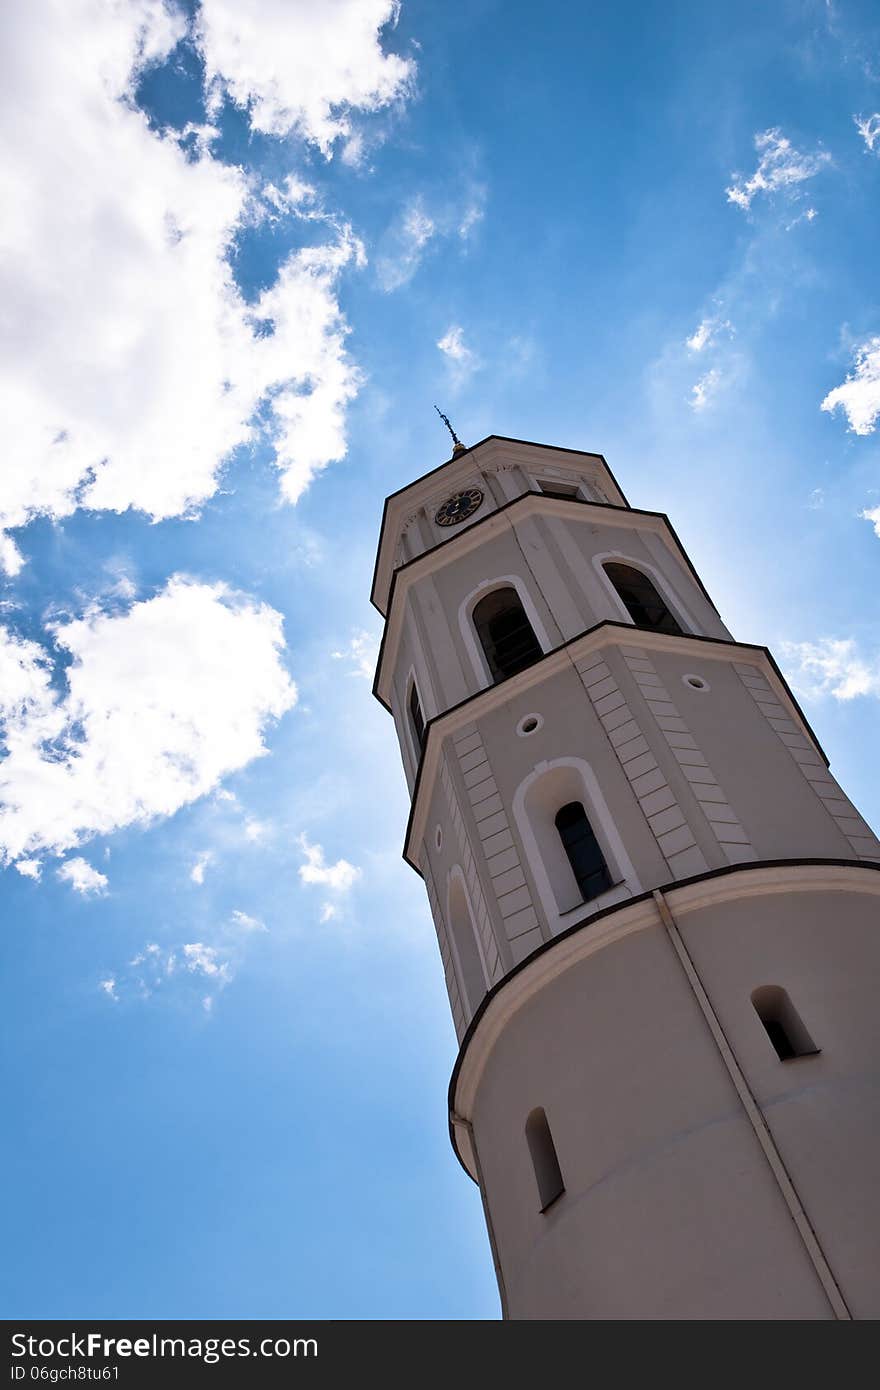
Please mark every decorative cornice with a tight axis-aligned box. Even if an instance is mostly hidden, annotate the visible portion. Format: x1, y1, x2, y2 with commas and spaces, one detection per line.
448, 858, 880, 1180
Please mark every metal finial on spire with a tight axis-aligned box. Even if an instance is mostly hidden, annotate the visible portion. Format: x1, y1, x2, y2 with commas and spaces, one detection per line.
434, 405, 466, 455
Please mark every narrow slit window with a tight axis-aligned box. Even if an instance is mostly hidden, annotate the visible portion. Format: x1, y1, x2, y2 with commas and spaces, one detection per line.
472, 587, 543, 683
603, 562, 683, 635
408, 681, 426, 754
554, 801, 612, 903
751, 986, 819, 1062
525, 1107, 565, 1212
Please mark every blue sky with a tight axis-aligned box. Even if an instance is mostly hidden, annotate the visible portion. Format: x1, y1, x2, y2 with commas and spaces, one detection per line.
1, 0, 879, 1320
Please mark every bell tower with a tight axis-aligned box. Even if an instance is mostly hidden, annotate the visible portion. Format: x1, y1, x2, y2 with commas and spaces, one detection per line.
371, 434, 880, 1320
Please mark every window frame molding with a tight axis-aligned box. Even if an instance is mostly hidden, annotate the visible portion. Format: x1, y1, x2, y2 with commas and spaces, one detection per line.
592, 550, 698, 635
512, 756, 641, 936
459, 575, 552, 690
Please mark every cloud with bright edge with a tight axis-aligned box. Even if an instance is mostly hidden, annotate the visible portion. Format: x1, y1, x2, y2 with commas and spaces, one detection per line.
782, 639, 880, 701
690, 368, 722, 412
57, 857, 109, 896
297, 835, 361, 892
0, 0, 415, 573
332, 629, 380, 680
855, 114, 880, 154
197, 0, 414, 154
686, 317, 734, 353
0, 577, 296, 865
726, 128, 831, 210
861, 505, 880, 539
376, 186, 485, 292
437, 325, 480, 386
821, 337, 880, 436
191, 851, 214, 885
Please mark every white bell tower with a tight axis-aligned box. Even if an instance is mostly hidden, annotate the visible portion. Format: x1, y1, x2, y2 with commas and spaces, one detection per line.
372, 433, 880, 1320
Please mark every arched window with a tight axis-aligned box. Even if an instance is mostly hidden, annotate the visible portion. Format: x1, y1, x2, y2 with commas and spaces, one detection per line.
751, 986, 819, 1062
408, 680, 426, 755
448, 873, 487, 1018
525, 1107, 565, 1211
472, 587, 543, 683
603, 562, 683, 635
554, 802, 612, 903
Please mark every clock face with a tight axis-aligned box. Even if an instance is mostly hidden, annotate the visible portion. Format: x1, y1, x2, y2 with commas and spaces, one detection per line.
434, 487, 484, 527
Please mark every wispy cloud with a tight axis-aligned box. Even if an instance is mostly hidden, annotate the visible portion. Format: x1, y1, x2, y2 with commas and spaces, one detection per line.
781, 638, 880, 700
821, 335, 880, 435
297, 835, 361, 892
860, 504, 880, 539
190, 851, 215, 886
686, 317, 734, 353
102, 906, 268, 1011
331, 629, 380, 680
376, 184, 487, 292
0, 578, 296, 863
855, 113, 880, 154
437, 325, 480, 387
57, 857, 108, 896
690, 367, 723, 411
726, 128, 831, 211
230, 909, 266, 933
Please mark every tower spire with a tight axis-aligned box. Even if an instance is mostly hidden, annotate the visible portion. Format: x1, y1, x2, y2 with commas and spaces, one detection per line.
434, 405, 466, 456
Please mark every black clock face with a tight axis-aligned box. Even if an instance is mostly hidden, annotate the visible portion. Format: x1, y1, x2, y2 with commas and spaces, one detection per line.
434, 487, 484, 527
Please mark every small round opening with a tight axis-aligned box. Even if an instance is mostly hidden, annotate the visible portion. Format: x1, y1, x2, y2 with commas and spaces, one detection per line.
516, 713, 544, 737
682, 673, 710, 692
434, 827, 443, 851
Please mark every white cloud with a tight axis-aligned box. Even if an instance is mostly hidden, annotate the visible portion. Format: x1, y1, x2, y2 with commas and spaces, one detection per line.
781, 638, 880, 700
191, 850, 214, 885
99, 977, 117, 1000
376, 185, 486, 291
376, 198, 436, 291
0, 0, 381, 573
690, 368, 722, 411
806, 487, 825, 510
331, 629, 380, 680
686, 317, 733, 352
243, 817, 270, 842
821, 336, 880, 435
726, 128, 831, 210
57, 857, 108, 896
861, 504, 880, 539
14, 858, 42, 881
297, 834, 361, 892
855, 113, 880, 153
785, 206, 818, 230
437, 325, 480, 386
197, 0, 414, 154
319, 902, 340, 923
230, 908, 266, 932
0, 576, 296, 863
184, 941, 231, 979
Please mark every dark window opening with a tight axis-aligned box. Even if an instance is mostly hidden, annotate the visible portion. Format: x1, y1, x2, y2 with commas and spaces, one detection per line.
408, 681, 426, 754
525, 1107, 565, 1212
554, 801, 612, 903
473, 587, 543, 683
751, 986, 819, 1062
603, 562, 683, 635
539, 480, 580, 501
